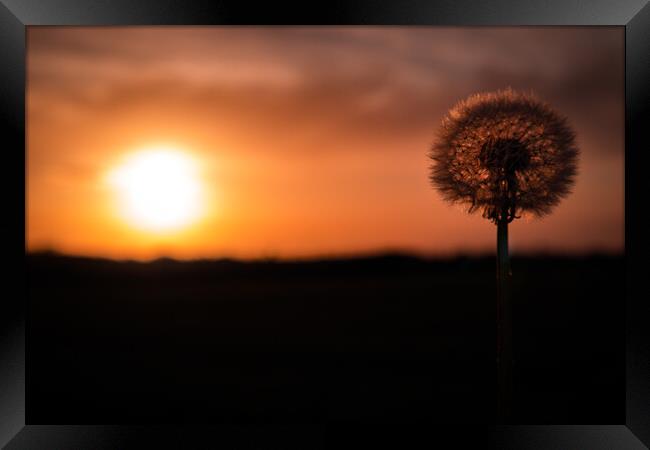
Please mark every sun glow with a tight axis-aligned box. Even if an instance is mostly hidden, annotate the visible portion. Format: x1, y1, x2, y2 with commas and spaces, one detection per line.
107, 148, 205, 232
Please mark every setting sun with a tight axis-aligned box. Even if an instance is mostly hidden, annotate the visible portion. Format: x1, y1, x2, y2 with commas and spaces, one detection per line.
107, 148, 204, 232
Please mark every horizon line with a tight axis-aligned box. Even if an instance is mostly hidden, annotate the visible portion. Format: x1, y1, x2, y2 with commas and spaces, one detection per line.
26, 247, 625, 264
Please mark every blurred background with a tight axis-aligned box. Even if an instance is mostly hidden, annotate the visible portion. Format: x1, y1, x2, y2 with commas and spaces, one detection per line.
27, 27, 624, 424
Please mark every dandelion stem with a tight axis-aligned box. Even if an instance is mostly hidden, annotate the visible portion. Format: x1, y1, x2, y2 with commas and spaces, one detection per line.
497, 219, 513, 422
429, 89, 577, 422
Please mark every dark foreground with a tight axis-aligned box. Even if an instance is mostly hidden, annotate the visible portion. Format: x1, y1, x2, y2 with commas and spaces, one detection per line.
27, 252, 624, 424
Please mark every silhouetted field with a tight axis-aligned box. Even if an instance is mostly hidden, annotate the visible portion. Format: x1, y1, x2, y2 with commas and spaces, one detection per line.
27, 252, 624, 424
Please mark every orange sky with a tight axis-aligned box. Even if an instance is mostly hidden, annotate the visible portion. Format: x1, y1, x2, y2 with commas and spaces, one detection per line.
26, 26, 624, 260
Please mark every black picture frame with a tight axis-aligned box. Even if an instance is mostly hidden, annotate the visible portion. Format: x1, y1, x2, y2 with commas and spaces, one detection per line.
1, 0, 648, 448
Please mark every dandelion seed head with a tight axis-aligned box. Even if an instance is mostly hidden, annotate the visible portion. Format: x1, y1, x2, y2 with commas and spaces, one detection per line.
429, 88, 579, 223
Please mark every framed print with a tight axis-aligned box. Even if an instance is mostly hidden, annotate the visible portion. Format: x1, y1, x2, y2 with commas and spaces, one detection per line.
1, 0, 649, 448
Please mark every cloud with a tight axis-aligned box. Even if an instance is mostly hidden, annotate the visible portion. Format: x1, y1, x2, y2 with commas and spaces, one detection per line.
28, 27, 623, 157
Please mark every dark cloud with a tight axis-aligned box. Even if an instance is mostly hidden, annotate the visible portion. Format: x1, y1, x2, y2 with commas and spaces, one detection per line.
28, 27, 623, 157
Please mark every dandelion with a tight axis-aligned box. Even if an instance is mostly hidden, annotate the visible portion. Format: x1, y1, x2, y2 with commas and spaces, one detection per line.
430, 88, 578, 223
429, 88, 579, 421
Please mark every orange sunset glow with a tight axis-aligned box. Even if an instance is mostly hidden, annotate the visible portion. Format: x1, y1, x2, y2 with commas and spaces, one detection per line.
26, 26, 624, 261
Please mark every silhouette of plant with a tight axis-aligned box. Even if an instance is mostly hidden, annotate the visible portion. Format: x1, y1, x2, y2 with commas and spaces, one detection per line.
429, 88, 578, 224
428, 88, 579, 422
